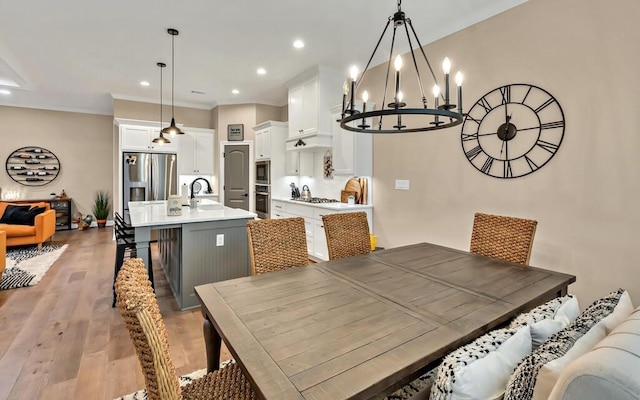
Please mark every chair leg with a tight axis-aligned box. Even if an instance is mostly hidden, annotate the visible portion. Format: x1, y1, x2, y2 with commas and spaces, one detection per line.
147, 247, 154, 290
113, 245, 126, 307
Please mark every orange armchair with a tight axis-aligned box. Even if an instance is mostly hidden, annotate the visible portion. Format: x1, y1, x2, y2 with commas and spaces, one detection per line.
0, 202, 56, 250
0, 230, 6, 276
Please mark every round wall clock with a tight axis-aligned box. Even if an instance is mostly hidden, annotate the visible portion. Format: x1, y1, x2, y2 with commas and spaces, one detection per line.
460, 83, 565, 179
5, 146, 61, 186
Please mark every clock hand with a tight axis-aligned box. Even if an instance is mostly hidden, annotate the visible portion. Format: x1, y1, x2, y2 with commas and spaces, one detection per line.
517, 126, 539, 132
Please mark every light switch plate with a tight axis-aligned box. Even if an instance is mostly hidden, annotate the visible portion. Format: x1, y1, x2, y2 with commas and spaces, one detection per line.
216, 234, 224, 246
395, 180, 410, 190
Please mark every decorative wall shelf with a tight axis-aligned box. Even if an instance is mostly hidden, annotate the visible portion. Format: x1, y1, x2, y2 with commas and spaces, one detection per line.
5, 146, 61, 186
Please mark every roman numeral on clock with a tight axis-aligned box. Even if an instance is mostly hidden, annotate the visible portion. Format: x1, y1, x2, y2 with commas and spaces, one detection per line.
461, 133, 479, 142
481, 157, 494, 173
536, 139, 559, 153
500, 86, 511, 104
540, 121, 564, 130
465, 145, 483, 161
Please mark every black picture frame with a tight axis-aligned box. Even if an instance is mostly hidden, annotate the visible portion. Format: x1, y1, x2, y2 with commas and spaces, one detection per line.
227, 124, 244, 141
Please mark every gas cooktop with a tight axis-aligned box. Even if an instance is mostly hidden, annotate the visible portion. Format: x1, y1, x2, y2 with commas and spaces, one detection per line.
291, 197, 339, 203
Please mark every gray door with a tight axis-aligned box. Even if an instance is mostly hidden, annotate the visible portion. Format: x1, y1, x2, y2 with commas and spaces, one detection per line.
224, 145, 250, 210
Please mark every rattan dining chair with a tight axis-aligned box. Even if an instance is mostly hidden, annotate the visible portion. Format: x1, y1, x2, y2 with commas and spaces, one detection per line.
470, 212, 538, 265
247, 217, 309, 275
322, 211, 371, 260
115, 258, 256, 400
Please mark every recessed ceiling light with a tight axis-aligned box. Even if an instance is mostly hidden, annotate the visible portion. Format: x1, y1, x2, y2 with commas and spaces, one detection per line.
257, 68, 266, 75
140, 81, 150, 87
0, 89, 11, 95
293, 40, 304, 49
232, 89, 240, 94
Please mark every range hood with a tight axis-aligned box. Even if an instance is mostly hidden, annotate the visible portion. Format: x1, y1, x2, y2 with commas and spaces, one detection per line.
286, 133, 332, 152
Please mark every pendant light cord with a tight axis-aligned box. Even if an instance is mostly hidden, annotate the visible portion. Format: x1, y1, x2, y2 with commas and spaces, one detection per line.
171, 31, 175, 117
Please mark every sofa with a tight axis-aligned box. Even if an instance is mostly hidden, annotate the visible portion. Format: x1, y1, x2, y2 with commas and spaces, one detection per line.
549, 305, 640, 400
0, 201, 56, 250
400, 289, 637, 400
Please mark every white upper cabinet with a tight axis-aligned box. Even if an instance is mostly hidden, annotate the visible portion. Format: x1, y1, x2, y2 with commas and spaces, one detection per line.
286, 66, 344, 142
178, 128, 215, 175
254, 128, 271, 160
120, 124, 179, 153
329, 105, 373, 176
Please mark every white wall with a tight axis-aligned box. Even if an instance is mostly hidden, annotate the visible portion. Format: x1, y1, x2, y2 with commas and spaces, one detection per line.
368, 0, 640, 307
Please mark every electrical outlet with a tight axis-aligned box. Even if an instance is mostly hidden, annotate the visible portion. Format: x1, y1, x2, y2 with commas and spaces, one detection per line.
395, 179, 410, 190
216, 234, 224, 246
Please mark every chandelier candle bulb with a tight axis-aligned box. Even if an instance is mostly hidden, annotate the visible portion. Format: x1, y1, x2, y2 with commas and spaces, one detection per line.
342, 80, 349, 116
442, 57, 451, 106
362, 91, 369, 113
394, 55, 403, 102
349, 66, 358, 114
433, 84, 441, 124
456, 71, 464, 114
358, 90, 370, 129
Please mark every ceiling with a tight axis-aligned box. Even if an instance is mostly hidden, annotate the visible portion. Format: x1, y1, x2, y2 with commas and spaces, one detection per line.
0, 0, 527, 116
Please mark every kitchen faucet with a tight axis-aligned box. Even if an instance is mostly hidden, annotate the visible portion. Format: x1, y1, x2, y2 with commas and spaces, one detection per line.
189, 177, 213, 199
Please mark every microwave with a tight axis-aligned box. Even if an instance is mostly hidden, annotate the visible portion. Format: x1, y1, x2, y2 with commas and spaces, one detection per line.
256, 160, 270, 184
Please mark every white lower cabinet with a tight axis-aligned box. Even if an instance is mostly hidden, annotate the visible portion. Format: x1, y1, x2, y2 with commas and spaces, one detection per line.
271, 200, 372, 261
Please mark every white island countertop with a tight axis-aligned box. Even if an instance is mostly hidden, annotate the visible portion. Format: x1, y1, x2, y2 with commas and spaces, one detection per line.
272, 197, 373, 211
129, 200, 256, 227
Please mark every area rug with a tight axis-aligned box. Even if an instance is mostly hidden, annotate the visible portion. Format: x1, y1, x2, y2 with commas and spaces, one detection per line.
114, 359, 437, 400
0, 244, 68, 290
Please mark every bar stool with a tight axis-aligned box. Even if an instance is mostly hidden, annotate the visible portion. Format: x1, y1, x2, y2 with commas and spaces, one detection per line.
112, 212, 154, 307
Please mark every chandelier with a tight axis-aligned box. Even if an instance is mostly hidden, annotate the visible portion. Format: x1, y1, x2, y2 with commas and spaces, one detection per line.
340, 0, 465, 134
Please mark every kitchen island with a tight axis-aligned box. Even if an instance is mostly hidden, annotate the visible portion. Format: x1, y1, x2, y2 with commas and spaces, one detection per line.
128, 200, 256, 310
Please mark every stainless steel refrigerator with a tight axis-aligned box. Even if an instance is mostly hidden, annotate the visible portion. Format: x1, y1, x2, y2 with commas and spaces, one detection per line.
123, 152, 177, 214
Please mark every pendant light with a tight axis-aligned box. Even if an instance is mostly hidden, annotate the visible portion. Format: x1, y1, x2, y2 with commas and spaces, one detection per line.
152, 62, 170, 145
161, 28, 184, 136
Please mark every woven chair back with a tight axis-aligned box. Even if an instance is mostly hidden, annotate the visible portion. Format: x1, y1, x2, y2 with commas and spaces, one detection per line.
115, 258, 181, 400
322, 212, 371, 260
470, 212, 538, 265
247, 217, 309, 275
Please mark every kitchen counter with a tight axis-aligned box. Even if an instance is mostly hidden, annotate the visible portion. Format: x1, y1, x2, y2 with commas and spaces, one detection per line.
128, 200, 256, 309
128, 199, 253, 227
272, 197, 373, 211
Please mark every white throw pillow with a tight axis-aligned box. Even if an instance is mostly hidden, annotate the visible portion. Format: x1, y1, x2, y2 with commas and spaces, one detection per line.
430, 326, 532, 400
510, 295, 580, 348
504, 288, 634, 400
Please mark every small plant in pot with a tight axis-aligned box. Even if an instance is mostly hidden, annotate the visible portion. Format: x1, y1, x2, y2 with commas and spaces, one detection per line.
92, 191, 111, 228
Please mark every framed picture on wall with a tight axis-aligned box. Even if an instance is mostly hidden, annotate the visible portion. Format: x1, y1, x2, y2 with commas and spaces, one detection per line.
227, 124, 244, 141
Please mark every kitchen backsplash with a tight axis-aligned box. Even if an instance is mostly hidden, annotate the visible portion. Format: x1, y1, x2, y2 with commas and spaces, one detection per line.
288, 152, 372, 203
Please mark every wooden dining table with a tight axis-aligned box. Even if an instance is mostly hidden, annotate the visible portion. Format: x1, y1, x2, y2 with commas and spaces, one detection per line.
195, 242, 576, 400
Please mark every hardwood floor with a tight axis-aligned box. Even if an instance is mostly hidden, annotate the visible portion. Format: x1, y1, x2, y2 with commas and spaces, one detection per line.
0, 227, 231, 399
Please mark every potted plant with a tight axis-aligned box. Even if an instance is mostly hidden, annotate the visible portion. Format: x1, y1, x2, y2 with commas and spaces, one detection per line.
92, 190, 111, 228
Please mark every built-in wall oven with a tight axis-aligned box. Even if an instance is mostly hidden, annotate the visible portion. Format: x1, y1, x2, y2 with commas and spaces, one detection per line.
256, 160, 270, 185
255, 184, 270, 219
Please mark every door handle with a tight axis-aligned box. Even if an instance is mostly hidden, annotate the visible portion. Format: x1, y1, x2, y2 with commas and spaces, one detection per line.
243, 193, 248, 197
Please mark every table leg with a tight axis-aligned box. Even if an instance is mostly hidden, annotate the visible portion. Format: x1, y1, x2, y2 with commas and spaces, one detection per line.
203, 315, 221, 373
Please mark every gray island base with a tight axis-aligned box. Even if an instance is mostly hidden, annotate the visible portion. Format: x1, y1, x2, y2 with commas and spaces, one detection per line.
128, 200, 256, 310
